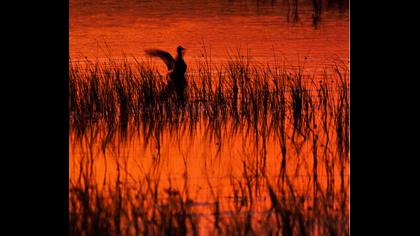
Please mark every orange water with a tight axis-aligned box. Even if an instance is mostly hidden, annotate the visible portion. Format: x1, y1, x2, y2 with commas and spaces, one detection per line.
69, 0, 349, 234
70, 0, 348, 70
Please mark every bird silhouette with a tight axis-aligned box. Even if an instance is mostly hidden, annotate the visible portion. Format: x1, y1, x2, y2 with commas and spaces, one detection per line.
145, 46, 187, 103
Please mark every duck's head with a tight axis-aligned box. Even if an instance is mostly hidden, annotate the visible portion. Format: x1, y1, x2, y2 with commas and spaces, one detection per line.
177, 45, 186, 55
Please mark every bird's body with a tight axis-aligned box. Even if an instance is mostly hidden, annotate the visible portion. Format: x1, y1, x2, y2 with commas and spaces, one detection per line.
145, 46, 187, 103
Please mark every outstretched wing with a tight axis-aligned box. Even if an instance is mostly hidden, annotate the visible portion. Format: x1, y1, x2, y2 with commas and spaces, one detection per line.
144, 49, 175, 70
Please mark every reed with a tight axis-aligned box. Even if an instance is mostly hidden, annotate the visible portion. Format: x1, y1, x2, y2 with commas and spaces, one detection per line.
69, 51, 349, 235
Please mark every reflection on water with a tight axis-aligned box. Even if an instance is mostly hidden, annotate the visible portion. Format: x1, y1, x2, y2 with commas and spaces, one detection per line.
70, 0, 349, 235
69, 54, 349, 235
70, 0, 349, 70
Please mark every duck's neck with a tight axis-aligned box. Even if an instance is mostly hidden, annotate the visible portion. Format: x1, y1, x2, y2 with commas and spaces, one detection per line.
177, 52, 183, 59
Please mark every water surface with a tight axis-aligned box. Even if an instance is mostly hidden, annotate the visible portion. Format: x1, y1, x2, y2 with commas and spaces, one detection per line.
70, 0, 349, 69
69, 1, 349, 235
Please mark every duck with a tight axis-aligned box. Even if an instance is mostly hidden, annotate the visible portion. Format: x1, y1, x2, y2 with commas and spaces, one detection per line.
145, 46, 187, 103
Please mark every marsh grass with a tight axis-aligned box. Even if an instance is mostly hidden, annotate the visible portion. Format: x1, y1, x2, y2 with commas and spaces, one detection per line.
69, 51, 349, 235
280, 0, 348, 27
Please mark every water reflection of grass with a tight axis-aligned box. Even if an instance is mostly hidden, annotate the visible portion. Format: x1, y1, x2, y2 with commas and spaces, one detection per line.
70, 153, 348, 235
69, 52, 349, 235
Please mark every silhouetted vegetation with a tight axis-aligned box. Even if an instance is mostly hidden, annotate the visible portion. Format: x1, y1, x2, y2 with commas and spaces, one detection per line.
69, 50, 349, 235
